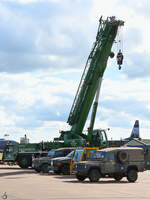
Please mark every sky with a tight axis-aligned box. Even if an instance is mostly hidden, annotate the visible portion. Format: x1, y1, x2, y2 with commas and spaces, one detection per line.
0, 0, 150, 142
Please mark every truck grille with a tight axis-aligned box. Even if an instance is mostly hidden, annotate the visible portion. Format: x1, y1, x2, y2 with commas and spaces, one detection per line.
76, 164, 85, 169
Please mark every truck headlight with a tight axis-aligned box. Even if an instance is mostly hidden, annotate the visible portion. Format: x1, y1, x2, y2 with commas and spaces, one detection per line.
74, 164, 77, 169
56, 162, 62, 166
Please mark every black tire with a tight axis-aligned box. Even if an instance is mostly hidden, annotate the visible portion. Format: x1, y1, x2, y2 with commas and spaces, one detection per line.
76, 174, 86, 182
18, 157, 30, 169
41, 163, 49, 173
61, 165, 70, 175
127, 169, 138, 182
54, 170, 61, 175
114, 174, 123, 181
35, 167, 41, 173
89, 169, 100, 182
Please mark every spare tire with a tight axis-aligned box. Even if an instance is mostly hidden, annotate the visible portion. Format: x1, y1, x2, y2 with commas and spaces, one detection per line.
118, 151, 128, 163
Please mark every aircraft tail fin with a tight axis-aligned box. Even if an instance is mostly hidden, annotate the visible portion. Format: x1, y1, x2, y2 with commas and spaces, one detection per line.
123, 120, 140, 141
130, 120, 139, 139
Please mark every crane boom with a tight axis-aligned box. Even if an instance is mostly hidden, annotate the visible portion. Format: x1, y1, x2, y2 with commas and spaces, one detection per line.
69, 17, 123, 133
56, 16, 124, 146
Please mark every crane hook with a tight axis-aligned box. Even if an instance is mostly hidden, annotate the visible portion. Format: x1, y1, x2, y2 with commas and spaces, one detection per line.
117, 49, 123, 70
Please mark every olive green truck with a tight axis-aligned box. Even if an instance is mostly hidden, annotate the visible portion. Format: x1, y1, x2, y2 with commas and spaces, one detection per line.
74, 147, 145, 182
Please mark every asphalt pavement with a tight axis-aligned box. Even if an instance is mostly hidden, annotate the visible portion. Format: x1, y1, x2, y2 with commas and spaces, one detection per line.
0, 165, 149, 200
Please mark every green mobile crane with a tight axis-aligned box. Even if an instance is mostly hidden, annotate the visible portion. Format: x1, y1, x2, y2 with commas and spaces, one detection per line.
46, 16, 125, 174
55, 16, 124, 146
2, 16, 124, 168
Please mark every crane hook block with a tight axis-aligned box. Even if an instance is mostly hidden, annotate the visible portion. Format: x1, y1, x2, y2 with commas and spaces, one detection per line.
117, 49, 123, 70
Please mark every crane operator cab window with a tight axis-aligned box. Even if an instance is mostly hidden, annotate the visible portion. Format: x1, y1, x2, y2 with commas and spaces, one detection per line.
92, 130, 107, 145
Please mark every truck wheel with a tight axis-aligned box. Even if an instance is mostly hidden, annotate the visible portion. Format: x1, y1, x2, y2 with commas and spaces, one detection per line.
61, 165, 70, 175
35, 167, 41, 173
54, 170, 61, 175
114, 174, 123, 181
89, 169, 100, 182
41, 164, 49, 173
18, 157, 30, 169
127, 169, 138, 182
76, 174, 86, 182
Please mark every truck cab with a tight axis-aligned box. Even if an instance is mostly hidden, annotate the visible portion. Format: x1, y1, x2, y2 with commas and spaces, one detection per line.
91, 129, 108, 146
3, 144, 18, 162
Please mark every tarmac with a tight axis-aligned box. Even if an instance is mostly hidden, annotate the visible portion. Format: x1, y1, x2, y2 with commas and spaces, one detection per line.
0, 165, 150, 200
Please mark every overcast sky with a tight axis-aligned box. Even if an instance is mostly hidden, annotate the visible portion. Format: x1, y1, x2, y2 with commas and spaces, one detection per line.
0, 0, 150, 142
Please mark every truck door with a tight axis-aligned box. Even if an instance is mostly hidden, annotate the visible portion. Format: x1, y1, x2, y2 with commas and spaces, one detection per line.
70, 149, 83, 173
102, 152, 116, 173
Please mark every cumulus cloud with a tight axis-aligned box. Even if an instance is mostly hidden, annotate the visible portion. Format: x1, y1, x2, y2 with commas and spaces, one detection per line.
0, 0, 92, 73
0, 0, 150, 142
0, 70, 78, 141
0, 69, 150, 142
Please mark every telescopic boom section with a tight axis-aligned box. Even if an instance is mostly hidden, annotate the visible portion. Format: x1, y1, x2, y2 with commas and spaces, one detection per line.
67, 16, 124, 136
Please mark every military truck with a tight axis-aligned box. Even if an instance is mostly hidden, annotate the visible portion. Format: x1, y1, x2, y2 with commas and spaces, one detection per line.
2, 142, 46, 168
74, 147, 145, 182
32, 147, 75, 173
50, 147, 99, 175
50, 151, 74, 175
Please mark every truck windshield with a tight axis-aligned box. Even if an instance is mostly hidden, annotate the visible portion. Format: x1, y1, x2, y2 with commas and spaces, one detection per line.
91, 151, 106, 160
55, 151, 65, 157
66, 151, 73, 158
48, 150, 55, 157
72, 149, 83, 162
6, 146, 14, 153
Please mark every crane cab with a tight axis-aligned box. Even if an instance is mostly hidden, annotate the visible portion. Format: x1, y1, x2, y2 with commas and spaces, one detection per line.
92, 129, 108, 147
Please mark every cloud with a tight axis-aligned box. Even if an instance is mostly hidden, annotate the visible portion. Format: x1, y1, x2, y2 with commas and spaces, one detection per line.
0, 0, 92, 73
3, 0, 61, 4
0, 0, 149, 77
120, 0, 150, 18
0, 0, 150, 142
0, 68, 150, 142
124, 52, 150, 78
0, 71, 76, 140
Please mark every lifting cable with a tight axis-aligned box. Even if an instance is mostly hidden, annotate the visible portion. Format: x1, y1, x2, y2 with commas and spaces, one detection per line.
116, 25, 123, 53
